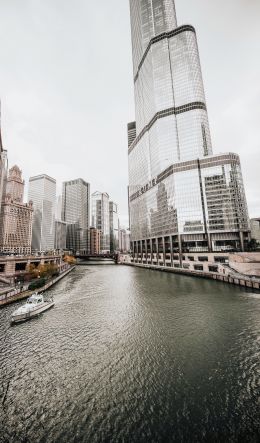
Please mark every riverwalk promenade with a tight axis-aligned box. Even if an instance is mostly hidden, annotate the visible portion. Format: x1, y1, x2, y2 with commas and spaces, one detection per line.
0, 266, 75, 308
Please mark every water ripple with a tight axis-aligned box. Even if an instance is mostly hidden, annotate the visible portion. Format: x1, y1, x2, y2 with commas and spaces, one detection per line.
0, 265, 259, 442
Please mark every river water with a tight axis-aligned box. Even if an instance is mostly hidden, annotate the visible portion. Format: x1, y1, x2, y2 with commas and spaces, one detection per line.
0, 265, 259, 442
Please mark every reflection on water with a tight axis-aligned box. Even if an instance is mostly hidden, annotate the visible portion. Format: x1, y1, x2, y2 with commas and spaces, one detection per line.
0, 266, 259, 442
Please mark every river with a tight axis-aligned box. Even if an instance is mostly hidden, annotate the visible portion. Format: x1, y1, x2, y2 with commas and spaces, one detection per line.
0, 265, 259, 442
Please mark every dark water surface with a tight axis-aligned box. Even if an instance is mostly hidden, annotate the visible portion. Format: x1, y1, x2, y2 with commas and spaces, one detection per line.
0, 266, 259, 442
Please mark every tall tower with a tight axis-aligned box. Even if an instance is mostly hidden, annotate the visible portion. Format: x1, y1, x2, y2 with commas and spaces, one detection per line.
0, 166, 33, 255
61, 178, 90, 253
91, 192, 110, 253
109, 201, 119, 253
0, 103, 8, 213
128, 0, 250, 261
6, 165, 24, 202
129, 0, 212, 171
28, 174, 56, 252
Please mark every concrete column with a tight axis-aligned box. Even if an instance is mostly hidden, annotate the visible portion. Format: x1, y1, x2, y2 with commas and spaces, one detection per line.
145, 240, 148, 263
170, 236, 173, 268
131, 242, 134, 261
5, 260, 15, 278
239, 231, 245, 252
207, 233, 212, 252
155, 238, 159, 265
162, 237, 166, 267
178, 235, 183, 267
140, 241, 143, 263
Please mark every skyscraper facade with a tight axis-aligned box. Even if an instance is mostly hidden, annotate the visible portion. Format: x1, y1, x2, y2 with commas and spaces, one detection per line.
109, 201, 119, 253
90, 227, 101, 255
54, 220, 67, 251
0, 108, 8, 214
128, 0, 250, 262
61, 178, 90, 253
0, 166, 33, 254
91, 192, 110, 253
28, 174, 56, 252
119, 228, 131, 254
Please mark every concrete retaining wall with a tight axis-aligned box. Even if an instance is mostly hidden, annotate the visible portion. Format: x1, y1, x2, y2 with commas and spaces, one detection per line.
123, 263, 260, 291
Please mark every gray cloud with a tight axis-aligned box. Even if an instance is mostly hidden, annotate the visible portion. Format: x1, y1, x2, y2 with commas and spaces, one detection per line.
0, 0, 259, 227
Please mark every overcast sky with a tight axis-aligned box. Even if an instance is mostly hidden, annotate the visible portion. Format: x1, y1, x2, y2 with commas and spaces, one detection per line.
0, 0, 259, 227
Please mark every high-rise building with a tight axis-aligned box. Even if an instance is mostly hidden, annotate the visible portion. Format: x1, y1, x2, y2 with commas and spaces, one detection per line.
61, 179, 90, 253
28, 174, 56, 252
250, 218, 260, 244
54, 220, 67, 251
89, 227, 101, 255
0, 166, 33, 254
128, 0, 250, 263
109, 201, 119, 253
119, 228, 131, 253
0, 105, 8, 213
55, 195, 62, 221
91, 192, 110, 253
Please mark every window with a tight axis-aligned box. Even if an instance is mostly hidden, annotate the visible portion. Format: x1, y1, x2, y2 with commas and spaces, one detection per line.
198, 256, 208, 262
214, 256, 228, 263
194, 265, 203, 271
209, 265, 218, 273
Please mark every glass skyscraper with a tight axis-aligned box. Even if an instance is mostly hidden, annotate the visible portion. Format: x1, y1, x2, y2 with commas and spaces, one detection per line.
91, 192, 110, 254
61, 179, 90, 254
128, 0, 250, 263
28, 174, 56, 252
109, 201, 119, 253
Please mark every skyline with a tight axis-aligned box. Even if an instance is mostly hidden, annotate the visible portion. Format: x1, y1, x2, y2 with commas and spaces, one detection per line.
0, 0, 259, 227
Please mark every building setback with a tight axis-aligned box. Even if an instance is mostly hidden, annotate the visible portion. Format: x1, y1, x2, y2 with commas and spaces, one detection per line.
109, 201, 119, 253
91, 192, 110, 253
28, 174, 56, 252
0, 166, 33, 254
128, 0, 250, 263
61, 179, 90, 253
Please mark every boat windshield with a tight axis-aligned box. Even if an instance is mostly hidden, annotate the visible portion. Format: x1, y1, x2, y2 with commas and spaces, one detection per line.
27, 297, 41, 304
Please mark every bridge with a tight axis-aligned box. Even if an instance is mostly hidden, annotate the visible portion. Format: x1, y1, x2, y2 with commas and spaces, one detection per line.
75, 253, 119, 263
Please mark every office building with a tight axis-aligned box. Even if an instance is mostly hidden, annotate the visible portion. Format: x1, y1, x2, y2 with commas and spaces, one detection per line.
61, 178, 90, 253
28, 174, 56, 252
90, 227, 101, 255
0, 107, 8, 213
55, 195, 62, 221
54, 220, 67, 251
109, 201, 119, 253
128, 0, 250, 264
250, 218, 260, 244
0, 166, 33, 254
91, 192, 110, 253
119, 228, 131, 253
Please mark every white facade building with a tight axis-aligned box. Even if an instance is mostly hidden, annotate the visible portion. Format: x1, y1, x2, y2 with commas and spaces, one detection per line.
28, 174, 56, 252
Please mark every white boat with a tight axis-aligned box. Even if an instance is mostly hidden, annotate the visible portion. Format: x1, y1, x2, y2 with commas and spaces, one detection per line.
11, 293, 54, 324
